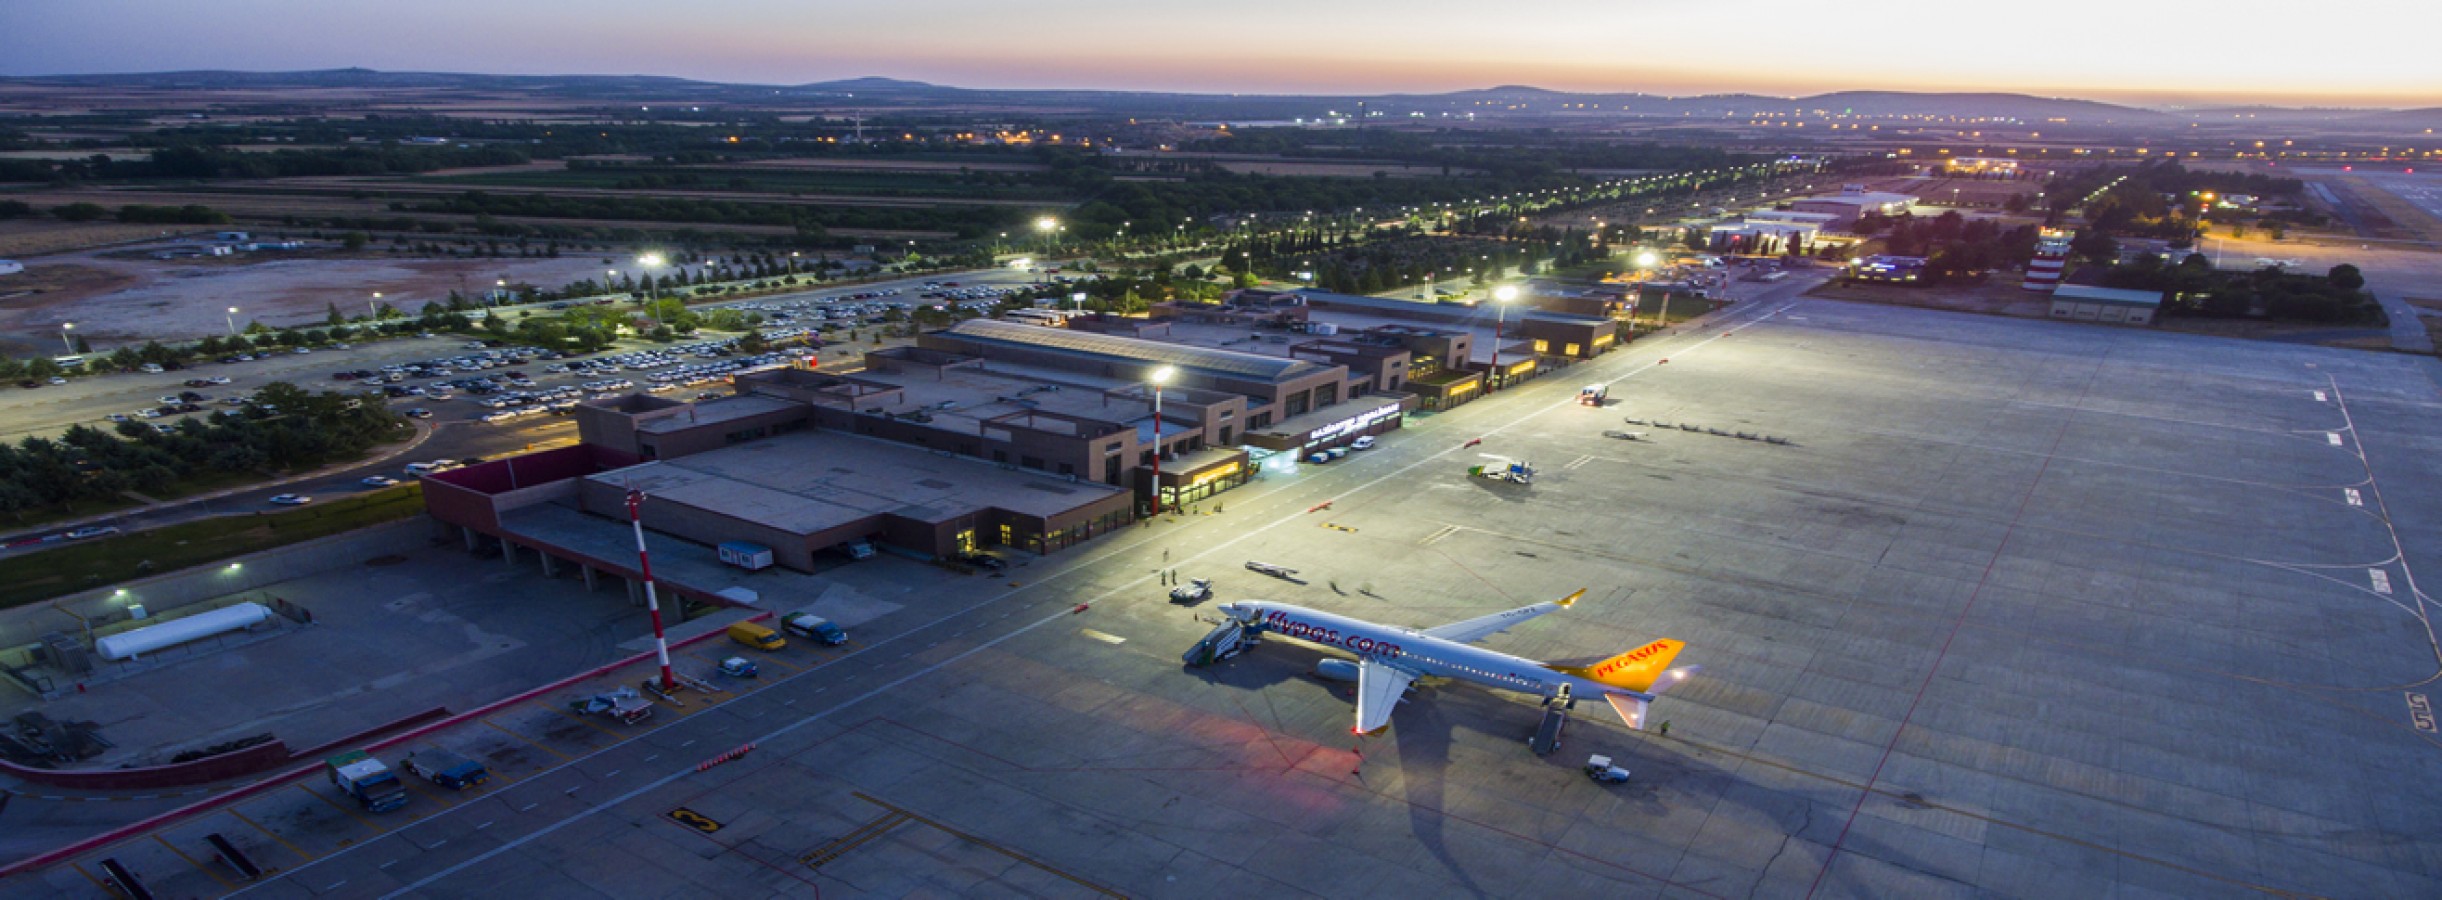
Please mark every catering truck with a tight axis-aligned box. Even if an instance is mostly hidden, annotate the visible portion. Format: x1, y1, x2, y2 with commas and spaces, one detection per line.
325, 750, 410, 812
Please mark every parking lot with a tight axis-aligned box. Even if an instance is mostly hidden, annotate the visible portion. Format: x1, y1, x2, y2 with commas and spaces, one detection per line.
0, 265, 1044, 444
12, 286, 2442, 898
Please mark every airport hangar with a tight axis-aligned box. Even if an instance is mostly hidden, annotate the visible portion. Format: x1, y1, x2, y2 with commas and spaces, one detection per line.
421, 317, 1425, 574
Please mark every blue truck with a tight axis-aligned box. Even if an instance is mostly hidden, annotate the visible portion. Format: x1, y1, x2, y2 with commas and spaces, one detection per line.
401, 748, 491, 790
780, 612, 848, 645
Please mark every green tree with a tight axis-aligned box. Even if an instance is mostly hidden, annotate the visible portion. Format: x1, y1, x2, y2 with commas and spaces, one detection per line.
341, 231, 369, 251
2327, 264, 2365, 291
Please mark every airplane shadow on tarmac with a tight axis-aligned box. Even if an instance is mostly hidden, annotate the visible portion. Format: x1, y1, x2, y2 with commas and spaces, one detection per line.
1466, 480, 1538, 502
1177, 623, 1892, 893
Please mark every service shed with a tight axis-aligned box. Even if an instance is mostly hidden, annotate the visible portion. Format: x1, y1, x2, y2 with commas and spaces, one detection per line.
2049, 284, 2162, 326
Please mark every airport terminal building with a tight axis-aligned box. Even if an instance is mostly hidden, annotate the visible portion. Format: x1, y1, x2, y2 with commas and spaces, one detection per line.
423, 316, 1420, 573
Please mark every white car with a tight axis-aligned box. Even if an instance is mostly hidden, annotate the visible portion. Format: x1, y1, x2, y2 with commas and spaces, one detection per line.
1351, 436, 1377, 451
361, 476, 400, 488
268, 494, 312, 506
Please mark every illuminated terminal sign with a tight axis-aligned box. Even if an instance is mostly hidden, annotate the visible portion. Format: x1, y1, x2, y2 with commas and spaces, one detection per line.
1306, 402, 1403, 444
1189, 461, 1242, 486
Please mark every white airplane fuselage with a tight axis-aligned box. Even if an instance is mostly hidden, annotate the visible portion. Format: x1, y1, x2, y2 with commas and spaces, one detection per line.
1229, 601, 1643, 703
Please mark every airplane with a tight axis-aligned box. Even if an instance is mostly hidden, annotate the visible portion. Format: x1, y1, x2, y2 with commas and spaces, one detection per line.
1208, 589, 1697, 735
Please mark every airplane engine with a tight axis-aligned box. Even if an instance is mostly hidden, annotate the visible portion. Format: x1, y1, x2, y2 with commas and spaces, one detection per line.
1315, 659, 1361, 682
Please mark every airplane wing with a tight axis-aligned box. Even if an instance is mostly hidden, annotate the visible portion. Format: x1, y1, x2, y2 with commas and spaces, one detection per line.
1353, 660, 1419, 734
1419, 589, 1586, 644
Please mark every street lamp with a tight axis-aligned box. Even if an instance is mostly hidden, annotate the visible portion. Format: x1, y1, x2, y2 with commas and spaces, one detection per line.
1148, 365, 1175, 515
370, 291, 382, 317
226, 306, 239, 335
1489, 285, 1519, 388
59, 322, 74, 355
1035, 215, 1058, 251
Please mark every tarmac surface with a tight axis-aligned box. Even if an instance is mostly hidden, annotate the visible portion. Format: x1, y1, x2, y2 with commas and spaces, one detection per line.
11, 279, 2442, 899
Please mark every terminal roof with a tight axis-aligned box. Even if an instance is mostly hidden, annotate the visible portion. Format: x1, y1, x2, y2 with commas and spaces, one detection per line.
942, 319, 1329, 383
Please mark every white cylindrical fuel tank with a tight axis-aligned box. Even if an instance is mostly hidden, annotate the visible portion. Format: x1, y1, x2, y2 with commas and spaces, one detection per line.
96, 602, 273, 660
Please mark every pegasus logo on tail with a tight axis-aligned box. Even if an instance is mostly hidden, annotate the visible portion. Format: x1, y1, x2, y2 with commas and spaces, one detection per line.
1551, 638, 1685, 692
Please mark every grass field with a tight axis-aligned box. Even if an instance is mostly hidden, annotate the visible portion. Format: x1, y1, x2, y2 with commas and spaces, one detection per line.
0, 484, 426, 610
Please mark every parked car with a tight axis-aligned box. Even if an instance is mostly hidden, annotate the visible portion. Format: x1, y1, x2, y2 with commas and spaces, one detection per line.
404, 408, 433, 419
1351, 436, 1377, 451
954, 551, 1008, 572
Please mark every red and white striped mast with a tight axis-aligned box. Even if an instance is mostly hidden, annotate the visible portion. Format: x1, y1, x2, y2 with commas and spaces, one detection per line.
626, 487, 676, 691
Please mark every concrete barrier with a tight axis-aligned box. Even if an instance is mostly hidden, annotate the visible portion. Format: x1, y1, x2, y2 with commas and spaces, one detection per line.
0, 707, 453, 792
0, 740, 291, 793
0, 612, 765, 878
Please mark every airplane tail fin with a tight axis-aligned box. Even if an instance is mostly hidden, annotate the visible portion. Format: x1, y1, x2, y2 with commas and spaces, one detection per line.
1552, 639, 1685, 692
1555, 588, 1586, 609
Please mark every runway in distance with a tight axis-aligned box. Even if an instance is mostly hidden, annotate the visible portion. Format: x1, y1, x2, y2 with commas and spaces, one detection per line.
1209, 590, 1697, 735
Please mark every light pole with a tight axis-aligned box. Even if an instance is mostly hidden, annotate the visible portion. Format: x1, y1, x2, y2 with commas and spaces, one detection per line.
59, 322, 74, 355
370, 291, 382, 318
1148, 365, 1174, 516
1035, 216, 1058, 257
1489, 285, 1518, 389
226, 306, 239, 336
636, 253, 669, 323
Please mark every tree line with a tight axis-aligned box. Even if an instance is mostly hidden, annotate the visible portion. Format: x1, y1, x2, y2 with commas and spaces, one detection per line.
2099, 255, 2380, 323
0, 383, 408, 522
1852, 210, 2042, 281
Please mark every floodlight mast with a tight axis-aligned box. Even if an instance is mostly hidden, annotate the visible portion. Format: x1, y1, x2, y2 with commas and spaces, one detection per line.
1149, 365, 1175, 514
626, 488, 676, 691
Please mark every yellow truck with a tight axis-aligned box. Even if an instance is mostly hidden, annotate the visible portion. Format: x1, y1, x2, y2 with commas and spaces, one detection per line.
728, 620, 786, 651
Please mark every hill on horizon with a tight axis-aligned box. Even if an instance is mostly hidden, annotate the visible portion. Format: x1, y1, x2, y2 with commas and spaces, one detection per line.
0, 69, 2390, 119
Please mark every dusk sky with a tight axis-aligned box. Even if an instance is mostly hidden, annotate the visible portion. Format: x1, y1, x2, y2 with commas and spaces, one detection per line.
4, 0, 2437, 107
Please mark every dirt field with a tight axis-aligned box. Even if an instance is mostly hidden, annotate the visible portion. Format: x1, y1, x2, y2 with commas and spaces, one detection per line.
0, 221, 207, 258
0, 252, 632, 351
